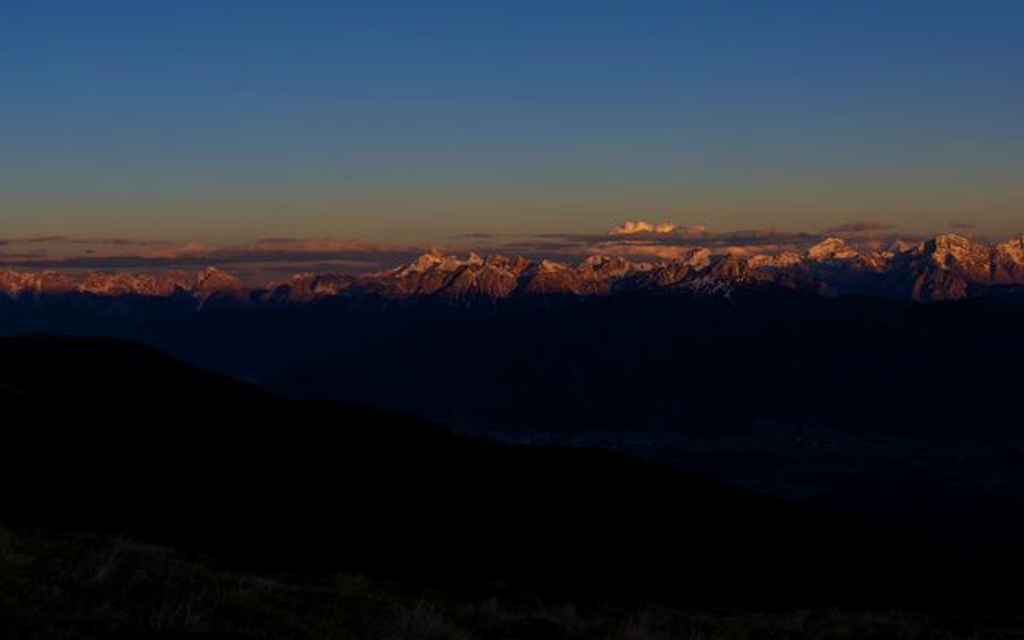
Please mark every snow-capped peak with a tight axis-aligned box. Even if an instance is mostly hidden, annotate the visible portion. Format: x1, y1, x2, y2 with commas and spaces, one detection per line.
192, 267, 243, 294
807, 238, 858, 262
396, 251, 488, 276
680, 247, 713, 270
399, 251, 447, 275
996, 235, 1024, 265
535, 259, 569, 273
921, 234, 989, 270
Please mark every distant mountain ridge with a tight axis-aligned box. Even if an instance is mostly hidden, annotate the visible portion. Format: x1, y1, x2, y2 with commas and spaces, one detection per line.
4, 233, 1024, 304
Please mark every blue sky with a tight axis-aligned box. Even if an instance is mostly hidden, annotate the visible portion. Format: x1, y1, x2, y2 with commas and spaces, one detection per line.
2, 0, 1023, 248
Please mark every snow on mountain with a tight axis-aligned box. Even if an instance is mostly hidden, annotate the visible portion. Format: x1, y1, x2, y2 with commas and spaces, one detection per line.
748, 251, 804, 271
920, 234, 990, 272
994, 235, 1024, 283
807, 238, 859, 262
78, 271, 190, 297
4, 233, 1024, 305
997, 235, 1024, 264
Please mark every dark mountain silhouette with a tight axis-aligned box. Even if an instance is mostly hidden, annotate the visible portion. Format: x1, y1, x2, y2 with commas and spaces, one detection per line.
263, 289, 1024, 439
5, 289, 1024, 556
0, 334, 994, 610
4, 287, 1024, 442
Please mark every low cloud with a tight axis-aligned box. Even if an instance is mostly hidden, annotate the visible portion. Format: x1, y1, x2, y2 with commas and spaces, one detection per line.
609, 220, 680, 235
0, 235, 65, 246
0, 235, 171, 247
498, 224, 823, 261
0, 237, 425, 281
0, 219, 1000, 278
822, 222, 897, 235
949, 220, 977, 230
70, 237, 172, 247
21, 235, 66, 244
454, 221, 930, 263
453, 232, 507, 240
0, 251, 46, 261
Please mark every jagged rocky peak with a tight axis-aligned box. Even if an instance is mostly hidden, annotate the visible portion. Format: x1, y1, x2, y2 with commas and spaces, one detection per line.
77, 271, 190, 297
748, 251, 803, 270
395, 250, 487, 276
996, 235, 1024, 264
192, 266, 244, 295
78, 271, 138, 295
6, 232, 1024, 305
992, 235, 1024, 283
580, 255, 650, 278
528, 259, 570, 275
927, 232, 979, 253
581, 254, 618, 268
0, 269, 34, 296
807, 237, 858, 262
918, 234, 990, 271
932, 233, 975, 247
283, 272, 354, 299
704, 253, 757, 279
898, 234, 999, 301
678, 247, 713, 269
0, 269, 76, 295
400, 249, 448, 274
483, 254, 531, 274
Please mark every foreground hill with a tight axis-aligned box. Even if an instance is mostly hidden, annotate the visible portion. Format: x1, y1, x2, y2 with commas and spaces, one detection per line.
2, 526, 1023, 639
5, 288, 1024, 560
0, 335, 987, 611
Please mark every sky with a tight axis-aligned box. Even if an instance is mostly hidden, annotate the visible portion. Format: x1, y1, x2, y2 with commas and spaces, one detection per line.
1, 0, 1023, 271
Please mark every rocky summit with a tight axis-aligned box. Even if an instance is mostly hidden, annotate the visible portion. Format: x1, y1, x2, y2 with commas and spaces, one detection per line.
3, 234, 1024, 307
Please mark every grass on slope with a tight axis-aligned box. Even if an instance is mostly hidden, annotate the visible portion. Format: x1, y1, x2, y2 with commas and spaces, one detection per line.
0, 526, 1022, 640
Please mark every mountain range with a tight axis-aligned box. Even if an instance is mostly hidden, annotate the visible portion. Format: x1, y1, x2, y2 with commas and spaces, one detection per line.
4, 233, 1024, 305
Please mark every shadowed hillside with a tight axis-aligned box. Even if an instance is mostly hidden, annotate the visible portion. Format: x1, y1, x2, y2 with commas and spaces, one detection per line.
0, 334, 968, 611
4, 290, 1024, 440
2, 526, 1023, 640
